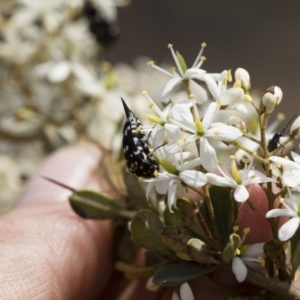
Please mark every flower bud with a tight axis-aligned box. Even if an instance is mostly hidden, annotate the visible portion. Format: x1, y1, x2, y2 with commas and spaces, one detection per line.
290, 115, 300, 138
235, 68, 251, 91
262, 86, 283, 114
262, 92, 276, 114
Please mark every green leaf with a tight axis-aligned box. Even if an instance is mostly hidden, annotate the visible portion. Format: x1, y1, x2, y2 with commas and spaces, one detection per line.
201, 186, 237, 246
131, 210, 170, 255
178, 198, 203, 237
163, 198, 192, 227
153, 263, 204, 287
69, 190, 124, 219
186, 238, 219, 264
160, 226, 193, 260
115, 261, 164, 279
222, 233, 241, 263
175, 198, 204, 237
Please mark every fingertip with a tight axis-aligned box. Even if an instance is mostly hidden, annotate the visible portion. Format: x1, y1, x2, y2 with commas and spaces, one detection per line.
18, 142, 102, 204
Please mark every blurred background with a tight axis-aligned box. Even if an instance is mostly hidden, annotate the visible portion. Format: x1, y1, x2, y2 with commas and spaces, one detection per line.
103, 0, 300, 108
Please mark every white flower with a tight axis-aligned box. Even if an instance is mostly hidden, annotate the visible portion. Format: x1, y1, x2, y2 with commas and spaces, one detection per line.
266, 192, 300, 241
232, 241, 265, 282
203, 71, 245, 109
269, 153, 300, 188
144, 150, 206, 212
172, 282, 194, 300
206, 158, 276, 202
142, 91, 182, 146
148, 43, 208, 103
168, 100, 243, 171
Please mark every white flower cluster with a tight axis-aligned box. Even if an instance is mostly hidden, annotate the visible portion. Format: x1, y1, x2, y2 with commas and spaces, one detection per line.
141, 44, 276, 210
125, 43, 300, 289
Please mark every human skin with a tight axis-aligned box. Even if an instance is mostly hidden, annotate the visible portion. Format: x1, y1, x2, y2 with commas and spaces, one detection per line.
0, 142, 299, 300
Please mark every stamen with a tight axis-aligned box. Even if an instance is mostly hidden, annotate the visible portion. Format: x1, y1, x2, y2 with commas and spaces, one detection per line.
233, 225, 239, 232
168, 43, 184, 76
149, 62, 175, 77
192, 42, 207, 68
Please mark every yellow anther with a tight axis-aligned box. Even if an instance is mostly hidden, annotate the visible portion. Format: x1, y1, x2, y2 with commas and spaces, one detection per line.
230, 155, 236, 159
142, 90, 147, 95
170, 66, 176, 72
235, 249, 241, 255
200, 55, 207, 61
243, 227, 250, 234
189, 94, 195, 99
166, 114, 171, 121
222, 76, 227, 86
277, 112, 285, 121
244, 94, 253, 102
258, 257, 265, 267
147, 61, 154, 66
148, 102, 154, 109
177, 139, 184, 146
201, 42, 207, 48
241, 157, 250, 164
153, 170, 159, 177
214, 130, 220, 136
234, 80, 242, 88
233, 225, 239, 232
136, 126, 142, 133
100, 61, 112, 72
227, 70, 232, 82
168, 43, 173, 49
279, 197, 285, 204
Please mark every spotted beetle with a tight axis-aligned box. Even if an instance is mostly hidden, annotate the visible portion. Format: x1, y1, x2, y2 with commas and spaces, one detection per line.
121, 98, 159, 178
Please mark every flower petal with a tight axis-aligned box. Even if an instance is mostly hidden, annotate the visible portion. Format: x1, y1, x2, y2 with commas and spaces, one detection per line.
203, 74, 219, 100
189, 80, 208, 104
205, 124, 242, 141
167, 179, 179, 212
266, 208, 297, 218
270, 156, 300, 170
161, 77, 182, 97
202, 102, 219, 130
278, 216, 300, 241
283, 170, 300, 187
48, 61, 71, 83
291, 151, 300, 165
232, 256, 247, 282
165, 123, 182, 143
242, 243, 264, 258
179, 170, 207, 188
206, 173, 236, 188
234, 185, 249, 202
200, 137, 217, 171
179, 282, 194, 300
219, 87, 244, 106
184, 68, 206, 79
